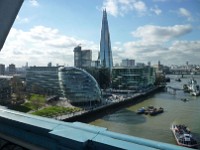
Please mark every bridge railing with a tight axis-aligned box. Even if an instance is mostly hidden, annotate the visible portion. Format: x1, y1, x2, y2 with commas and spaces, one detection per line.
0, 108, 192, 150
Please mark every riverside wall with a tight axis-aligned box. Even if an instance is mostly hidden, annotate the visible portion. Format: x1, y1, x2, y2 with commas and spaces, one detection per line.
63, 86, 165, 123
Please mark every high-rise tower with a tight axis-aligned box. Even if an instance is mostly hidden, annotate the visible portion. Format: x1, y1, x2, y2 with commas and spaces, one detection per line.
99, 9, 113, 70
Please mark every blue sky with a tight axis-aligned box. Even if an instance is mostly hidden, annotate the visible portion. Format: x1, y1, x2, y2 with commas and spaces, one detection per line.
1, 0, 200, 67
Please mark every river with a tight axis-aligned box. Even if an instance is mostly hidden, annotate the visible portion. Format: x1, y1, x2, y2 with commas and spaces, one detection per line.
90, 75, 200, 148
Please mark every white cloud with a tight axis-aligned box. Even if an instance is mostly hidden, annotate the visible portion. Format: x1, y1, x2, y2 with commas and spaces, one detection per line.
178, 8, 193, 21
112, 39, 200, 66
133, 1, 147, 13
1, 26, 98, 67
29, 0, 39, 7
16, 16, 30, 24
170, 40, 200, 53
102, 0, 118, 16
150, 5, 162, 15
112, 24, 198, 66
132, 24, 192, 43
1, 22, 198, 67
102, 0, 147, 17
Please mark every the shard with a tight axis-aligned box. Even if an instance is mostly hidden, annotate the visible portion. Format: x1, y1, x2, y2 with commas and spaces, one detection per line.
100, 9, 113, 70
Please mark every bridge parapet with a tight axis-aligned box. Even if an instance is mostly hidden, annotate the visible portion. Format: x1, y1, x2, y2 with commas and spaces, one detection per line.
0, 108, 191, 150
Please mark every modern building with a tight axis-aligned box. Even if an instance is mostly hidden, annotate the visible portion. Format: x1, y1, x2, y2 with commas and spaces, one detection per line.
0, 64, 5, 75
8, 64, 16, 75
26, 66, 101, 104
112, 66, 155, 90
99, 9, 113, 70
136, 63, 145, 67
47, 62, 52, 67
26, 66, 61, 96
153, 61, 164, 74
58, 67, 101, 104
74, 45, 92, 68
91, 52, 100, 68
0, 76, 12, 104
121, 59, 135, 67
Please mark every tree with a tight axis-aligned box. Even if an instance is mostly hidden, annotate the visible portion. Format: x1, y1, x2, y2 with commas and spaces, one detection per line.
29, 94, 45, 110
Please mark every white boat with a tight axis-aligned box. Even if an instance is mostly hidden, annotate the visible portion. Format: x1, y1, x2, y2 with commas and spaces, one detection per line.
171, 124, 199, 148
189, 78, 200, 96
190, 90, 200, 96
185, 78, 200, 96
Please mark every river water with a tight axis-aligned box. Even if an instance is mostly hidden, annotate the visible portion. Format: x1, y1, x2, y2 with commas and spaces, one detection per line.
90, 75, 200, 148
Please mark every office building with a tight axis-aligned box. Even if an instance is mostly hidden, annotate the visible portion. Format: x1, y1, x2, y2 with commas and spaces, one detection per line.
121, 59, 135, 67
74, 45, 92, 68
0, 76, 12, 104
99, 9, 113, 70
112, 66, 155, 90
26, 66, 61, 96
8, 64, 16, 75
0, 64, 5, 75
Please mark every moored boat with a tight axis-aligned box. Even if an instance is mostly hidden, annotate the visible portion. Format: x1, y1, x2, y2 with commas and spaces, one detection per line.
190, 89, 200, 96
144, 105, 154, 115
149, 107, 164, 116
183, 78, 200, 96
136, 107, 145, 114
180, 98, 189, 102
171, 124, 199, 148
183, 84, 189, 93
175, 78, 181, 82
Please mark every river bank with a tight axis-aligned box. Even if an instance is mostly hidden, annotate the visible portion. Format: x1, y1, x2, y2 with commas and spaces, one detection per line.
61, 85, 165, 122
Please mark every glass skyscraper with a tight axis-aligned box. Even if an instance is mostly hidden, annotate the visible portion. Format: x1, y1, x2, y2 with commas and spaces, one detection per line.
100, 9, 113, 70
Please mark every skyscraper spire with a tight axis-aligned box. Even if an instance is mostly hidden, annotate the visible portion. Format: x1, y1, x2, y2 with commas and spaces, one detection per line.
99, 9, 113, 70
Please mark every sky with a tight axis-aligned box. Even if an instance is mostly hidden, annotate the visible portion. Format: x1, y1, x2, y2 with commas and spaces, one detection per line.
1, 0, 200, 67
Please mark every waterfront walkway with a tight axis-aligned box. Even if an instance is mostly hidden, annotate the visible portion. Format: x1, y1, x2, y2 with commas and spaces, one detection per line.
53, 86, 162, 121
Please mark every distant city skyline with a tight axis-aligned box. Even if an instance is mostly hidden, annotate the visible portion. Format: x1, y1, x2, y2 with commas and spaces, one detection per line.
0, 0, 200, 67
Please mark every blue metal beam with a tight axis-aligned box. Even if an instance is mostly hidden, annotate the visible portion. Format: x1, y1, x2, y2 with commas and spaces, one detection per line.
0, 0, 24, 51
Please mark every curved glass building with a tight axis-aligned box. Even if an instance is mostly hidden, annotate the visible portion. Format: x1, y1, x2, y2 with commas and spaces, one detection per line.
58, 67, 101, 104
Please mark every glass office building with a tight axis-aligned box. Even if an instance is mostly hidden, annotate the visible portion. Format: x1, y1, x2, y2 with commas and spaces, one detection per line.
74, 45, 92, 68
58, 67, 101, 104
112, 66, 155, 90
26, 66, 61, 96
99, 9, 113, 70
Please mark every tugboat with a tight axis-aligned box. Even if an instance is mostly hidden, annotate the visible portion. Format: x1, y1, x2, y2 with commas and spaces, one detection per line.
171, 124, 199, 148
